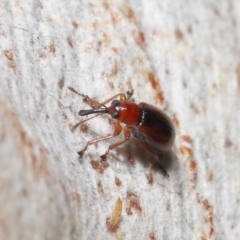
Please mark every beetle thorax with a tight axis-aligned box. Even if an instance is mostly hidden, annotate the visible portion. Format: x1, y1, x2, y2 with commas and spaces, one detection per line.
107, 100, 142, 126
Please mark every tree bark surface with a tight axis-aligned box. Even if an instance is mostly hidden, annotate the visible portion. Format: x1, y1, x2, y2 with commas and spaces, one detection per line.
0, 0, 240, 239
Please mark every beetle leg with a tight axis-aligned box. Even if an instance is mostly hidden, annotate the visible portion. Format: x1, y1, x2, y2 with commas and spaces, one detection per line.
100, 126, 131, 160
153, 155, 169, 178
138, 141, 169, 177
100, 93, 126, 105
126, 90, 134, 99
78, 121, 122, 157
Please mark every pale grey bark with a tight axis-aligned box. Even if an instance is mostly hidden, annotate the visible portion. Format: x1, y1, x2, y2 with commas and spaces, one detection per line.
0, 0, 240, 239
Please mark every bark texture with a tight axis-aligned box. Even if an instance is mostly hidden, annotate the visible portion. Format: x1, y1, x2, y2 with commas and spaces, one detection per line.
0, 0, 240, 239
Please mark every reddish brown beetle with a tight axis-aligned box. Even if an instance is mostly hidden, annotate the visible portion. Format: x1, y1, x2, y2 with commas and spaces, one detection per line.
68, 87, 175, 173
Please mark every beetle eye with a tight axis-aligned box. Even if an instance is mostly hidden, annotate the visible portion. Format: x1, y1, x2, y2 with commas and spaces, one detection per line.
110, 100, 120, 119
111, 99, 120, 107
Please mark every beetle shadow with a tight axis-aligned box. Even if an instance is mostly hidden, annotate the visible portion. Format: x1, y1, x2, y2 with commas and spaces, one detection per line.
114, 138, 178, 176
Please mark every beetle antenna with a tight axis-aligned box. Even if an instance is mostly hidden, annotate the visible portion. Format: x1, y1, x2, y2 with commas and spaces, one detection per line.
68, 86, 107, 109
71, 113, 104, 132
68, 86, 86, 98
71, 108, 108, 132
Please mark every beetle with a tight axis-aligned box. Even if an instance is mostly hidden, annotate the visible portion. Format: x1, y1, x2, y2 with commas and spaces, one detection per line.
68, 87, 175, 175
